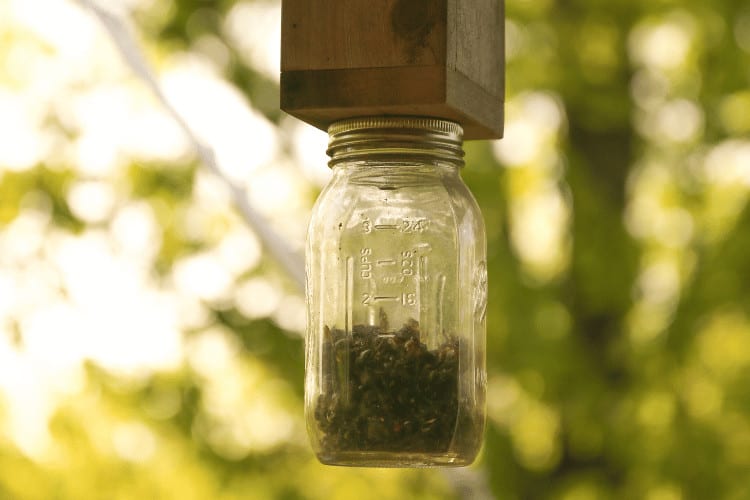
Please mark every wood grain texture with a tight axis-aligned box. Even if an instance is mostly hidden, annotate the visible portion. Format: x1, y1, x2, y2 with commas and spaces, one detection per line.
280, 0, 504, 139
447, 0, 504, 101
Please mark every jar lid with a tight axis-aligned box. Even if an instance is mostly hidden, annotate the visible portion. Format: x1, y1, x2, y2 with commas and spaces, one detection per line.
328, 116, 463, 139
326, 116, 464, 166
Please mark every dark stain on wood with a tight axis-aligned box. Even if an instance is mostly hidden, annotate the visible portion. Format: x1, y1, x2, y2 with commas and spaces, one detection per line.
391, 0, 441, 62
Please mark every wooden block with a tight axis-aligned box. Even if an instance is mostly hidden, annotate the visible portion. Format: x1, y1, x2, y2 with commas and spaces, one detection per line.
280, 0, 504, 140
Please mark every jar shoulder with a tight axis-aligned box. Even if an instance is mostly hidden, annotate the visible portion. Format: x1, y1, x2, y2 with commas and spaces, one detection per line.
310, 168, 484, 225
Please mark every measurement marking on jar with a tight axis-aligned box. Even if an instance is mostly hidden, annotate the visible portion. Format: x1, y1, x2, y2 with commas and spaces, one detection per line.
401, 250, 414, 276
402, 218, 429, 233
376, 259, 396, 265
373, 224, 399, 230
382, 275, 405, 284
361, 293, 417, 305
359, 248, 372, 278
416, 256, 423, 312
373, 295, 400, 301
436, 274, 446, 336
346, 256, 354, 336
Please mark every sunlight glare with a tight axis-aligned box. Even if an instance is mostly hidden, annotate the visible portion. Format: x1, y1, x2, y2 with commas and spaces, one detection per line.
493, 92, 564, 168
172, 251, 234, 303
0, 209, 50, 265
273, 294, 306, 335
110, 201, 162, 262
67, 180, 117, 224
510, 186, 570, 282
638, 99, 704, 144
224, 1, 281, 82
0, 90, 49, 171
629, 15, 694, 71
289, 120, 332, 188
162, 57, 279, 183
216, 226, 262, 277
112, 421, 157, 463
637, 260, 680, 306
704, 140, 750, 186
235, 278, 282, 319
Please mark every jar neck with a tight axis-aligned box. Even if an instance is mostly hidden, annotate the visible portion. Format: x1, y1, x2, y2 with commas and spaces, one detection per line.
326, 117, 465, 168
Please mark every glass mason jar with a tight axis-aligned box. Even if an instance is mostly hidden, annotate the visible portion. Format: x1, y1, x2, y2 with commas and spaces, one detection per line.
305, 117, 487, 467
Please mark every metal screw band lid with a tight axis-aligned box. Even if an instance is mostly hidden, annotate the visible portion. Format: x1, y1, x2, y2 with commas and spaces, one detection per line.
326, 116, 465, 167
328, 116, 463, 138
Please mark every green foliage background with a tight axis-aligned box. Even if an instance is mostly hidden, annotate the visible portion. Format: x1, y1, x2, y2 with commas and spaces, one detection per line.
1, 0, 750, 499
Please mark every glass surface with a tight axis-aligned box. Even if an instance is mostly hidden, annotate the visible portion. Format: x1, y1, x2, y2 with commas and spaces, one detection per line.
305, 118, 487, 467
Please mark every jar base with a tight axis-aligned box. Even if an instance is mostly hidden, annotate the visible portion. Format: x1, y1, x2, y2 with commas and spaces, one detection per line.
316, 450, 476, 468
